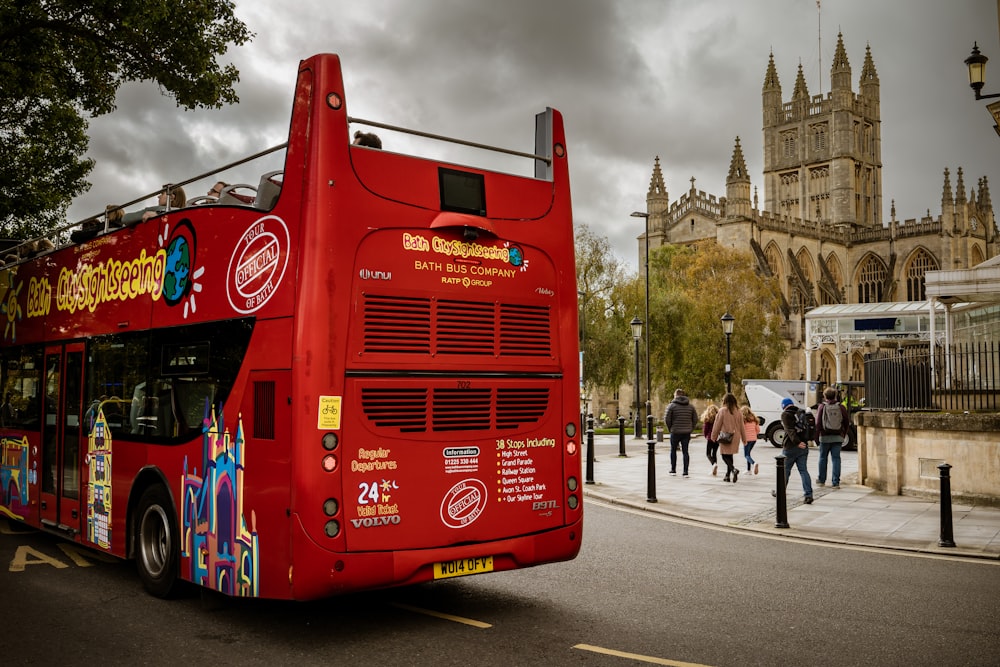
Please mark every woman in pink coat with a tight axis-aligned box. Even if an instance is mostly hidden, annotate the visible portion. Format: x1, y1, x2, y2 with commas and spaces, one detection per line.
710, 393, 746, 483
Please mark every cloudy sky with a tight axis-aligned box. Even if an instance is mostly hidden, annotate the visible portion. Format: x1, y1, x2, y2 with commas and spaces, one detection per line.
68, 0, 1000, 270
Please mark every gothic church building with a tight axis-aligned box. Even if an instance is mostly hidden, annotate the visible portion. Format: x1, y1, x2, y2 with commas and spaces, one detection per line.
639, 33, 997, 383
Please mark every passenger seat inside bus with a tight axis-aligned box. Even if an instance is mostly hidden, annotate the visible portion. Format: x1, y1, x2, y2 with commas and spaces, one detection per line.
218, 183, 257, 206
254, 170, 283, 210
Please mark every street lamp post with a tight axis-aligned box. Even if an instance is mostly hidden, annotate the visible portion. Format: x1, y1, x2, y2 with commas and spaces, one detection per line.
965, 42, 1000, 137
965, 42, 1000, 100
631, 317, 643, 439
721, 312, 735, 394
631, 211, 652, 436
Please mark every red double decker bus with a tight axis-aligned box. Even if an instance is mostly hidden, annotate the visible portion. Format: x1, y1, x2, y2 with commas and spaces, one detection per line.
0, 53, 581, 600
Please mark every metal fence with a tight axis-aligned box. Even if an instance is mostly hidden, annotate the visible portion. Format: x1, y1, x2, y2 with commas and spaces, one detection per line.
864, 342, 1000, 412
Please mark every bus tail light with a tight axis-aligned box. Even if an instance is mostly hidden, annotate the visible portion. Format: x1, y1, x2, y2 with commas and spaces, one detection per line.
324, 520, 341, 538
567, 477, 578, 492
567, 495, 578, 510
323, 498, 339, 516
566, 440, 577, 456
322, 454, 338, 472
322, 433, 339, 450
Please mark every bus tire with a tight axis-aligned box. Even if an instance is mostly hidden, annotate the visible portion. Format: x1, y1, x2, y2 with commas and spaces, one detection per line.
135, 484, 180, 598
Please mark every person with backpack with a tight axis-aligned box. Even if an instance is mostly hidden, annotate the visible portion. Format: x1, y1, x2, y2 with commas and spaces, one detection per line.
774, 397, 814, 503
665, 388, 699, 477
816, 386, 849, 489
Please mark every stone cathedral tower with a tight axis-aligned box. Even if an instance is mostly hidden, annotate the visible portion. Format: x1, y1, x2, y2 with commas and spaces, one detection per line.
762, 34, 882, 228
638, 32, 997, 384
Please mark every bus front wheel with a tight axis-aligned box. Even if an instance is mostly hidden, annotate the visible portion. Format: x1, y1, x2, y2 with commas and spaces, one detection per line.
135, 484, 180, 598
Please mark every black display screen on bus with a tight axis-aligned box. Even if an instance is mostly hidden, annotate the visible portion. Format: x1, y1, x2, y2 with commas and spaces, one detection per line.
439, 168, 486, 216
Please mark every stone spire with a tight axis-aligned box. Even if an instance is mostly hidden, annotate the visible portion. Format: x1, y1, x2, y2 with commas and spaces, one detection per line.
648, 155, 667, 198
942, 168, 953, 207
792, 62, 810, 103
860, 43, 880, 114
646, 156, 669, 219
830, 31, 852, 91
727, 136, 750, 182
860, 43, 879, 88
763, 50, 781, 90
956, 167, 967, 205
762, 51, 783, 126
726, 136, 752, 219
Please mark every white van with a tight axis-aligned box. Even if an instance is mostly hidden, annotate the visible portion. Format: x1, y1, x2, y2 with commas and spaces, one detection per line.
741, 379, 820, 447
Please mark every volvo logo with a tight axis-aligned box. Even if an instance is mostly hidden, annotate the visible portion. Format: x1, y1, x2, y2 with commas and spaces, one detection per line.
359, 268, 392, 280
350, 515, 401, 528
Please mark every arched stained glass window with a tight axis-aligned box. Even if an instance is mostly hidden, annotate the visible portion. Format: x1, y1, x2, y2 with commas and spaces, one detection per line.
857, 255, 886, 304
905, 249, 939, 301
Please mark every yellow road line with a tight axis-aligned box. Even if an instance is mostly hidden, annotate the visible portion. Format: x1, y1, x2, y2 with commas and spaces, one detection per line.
389, 602, 492, 628
574, 644, 713, 666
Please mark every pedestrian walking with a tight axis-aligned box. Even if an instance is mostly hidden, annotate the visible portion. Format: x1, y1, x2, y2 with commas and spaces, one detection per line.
700, 403, 720, 476
664, 388, 699, 477
815, 386, 848, 489
741, 405, 760, 475
775, 397, 814, 503
710, 393, 746, 483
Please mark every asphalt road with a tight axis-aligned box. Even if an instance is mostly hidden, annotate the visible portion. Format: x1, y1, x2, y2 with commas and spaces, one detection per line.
2, 502, 997, 666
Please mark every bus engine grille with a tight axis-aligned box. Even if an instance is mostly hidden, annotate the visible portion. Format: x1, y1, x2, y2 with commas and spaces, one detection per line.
361, 295, 552, 357
361, 386, 550, 433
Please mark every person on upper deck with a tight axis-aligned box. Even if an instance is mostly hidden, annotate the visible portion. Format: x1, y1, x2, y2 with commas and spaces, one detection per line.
352, 130, 382, 148
121, 184, 187, 224
207, 181, 229, 200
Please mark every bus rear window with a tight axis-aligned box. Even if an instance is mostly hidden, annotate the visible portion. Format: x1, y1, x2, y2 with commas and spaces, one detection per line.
439, 168, 486, 216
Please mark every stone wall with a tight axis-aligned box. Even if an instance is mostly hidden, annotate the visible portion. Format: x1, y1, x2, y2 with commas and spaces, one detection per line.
856, 412, 1000, 507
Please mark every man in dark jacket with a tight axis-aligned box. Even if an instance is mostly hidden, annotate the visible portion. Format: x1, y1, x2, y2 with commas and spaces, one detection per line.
664, 388, 699, 477
777, 397, 814, 503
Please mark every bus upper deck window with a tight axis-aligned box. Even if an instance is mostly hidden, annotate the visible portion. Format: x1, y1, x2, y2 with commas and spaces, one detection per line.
439, 168, 485, 216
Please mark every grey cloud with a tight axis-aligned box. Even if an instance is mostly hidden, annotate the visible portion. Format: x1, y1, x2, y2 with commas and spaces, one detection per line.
69, 0, 999, 270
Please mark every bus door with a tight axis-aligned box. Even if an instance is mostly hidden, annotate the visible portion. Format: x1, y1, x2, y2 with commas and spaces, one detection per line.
38, 343, 86, 536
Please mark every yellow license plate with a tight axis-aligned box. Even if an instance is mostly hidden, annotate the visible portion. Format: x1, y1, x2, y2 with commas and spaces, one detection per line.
433, 556, 494, 580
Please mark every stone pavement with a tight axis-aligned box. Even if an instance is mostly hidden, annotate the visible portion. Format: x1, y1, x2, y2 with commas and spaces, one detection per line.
581, 434, 1000, 559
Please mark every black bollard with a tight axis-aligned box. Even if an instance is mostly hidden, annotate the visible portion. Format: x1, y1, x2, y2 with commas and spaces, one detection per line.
646, 414, 657, 503
585, 415, 595, 485
618, 416, 627, 457
938, 462, 956, 547
774, 454, 789, 528
634, 415, 643, 440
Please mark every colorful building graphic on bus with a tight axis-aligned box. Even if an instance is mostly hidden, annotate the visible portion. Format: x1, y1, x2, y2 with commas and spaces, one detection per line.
86, 408, 112, 549
0, 434, 29, 520
180, 405, 259, 597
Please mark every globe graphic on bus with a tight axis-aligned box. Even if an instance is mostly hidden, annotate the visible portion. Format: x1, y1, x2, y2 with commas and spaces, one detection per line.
162, 235, 191, 304
508, 246, 523, 267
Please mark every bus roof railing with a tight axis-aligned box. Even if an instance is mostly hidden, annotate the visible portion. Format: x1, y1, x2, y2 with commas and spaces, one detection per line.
93, 142, 291, 224
348, 116, 552, 165
12, 113, 552, 263
4, 142, 290, 262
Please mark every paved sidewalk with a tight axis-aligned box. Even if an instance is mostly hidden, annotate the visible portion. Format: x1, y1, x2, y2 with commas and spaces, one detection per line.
581, 434, 1000, 559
